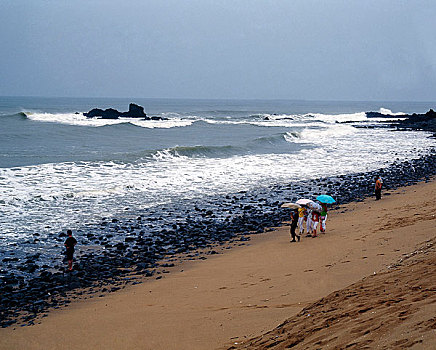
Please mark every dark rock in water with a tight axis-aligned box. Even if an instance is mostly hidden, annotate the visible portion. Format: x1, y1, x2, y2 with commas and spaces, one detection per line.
365, 111, 404, 119
85, 108, 120, 119
120, 103, 147, 118
83, 103, 167, 120
366, 109, 436, 133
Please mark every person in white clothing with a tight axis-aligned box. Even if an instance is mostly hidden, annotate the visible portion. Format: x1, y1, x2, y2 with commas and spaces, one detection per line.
306, 209, 313, 236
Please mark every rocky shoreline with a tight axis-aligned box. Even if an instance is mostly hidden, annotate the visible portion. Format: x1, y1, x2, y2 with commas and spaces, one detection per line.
1, 116, 436, 328
368, 109, 436, 135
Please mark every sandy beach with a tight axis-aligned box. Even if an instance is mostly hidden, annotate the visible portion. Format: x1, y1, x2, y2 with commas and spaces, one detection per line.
1, 178, 435, 350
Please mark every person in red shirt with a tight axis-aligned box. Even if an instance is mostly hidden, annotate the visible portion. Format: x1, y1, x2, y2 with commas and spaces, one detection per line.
311, 211, 320, 237
375, 176, 382, 200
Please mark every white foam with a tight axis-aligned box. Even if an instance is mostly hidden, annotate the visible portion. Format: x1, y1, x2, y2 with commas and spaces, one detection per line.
252, 110, 407, 126
25, 112, 194, 128
201, 112, 390, 127
130, 118, 193, 129
25, 112, 124, 126
312, 112, 368, 123
285, 123, 357, 144
378, 107, 405, 116
24, 108, 410, 131
2, 107, 435, 242
0, 125, 434, 241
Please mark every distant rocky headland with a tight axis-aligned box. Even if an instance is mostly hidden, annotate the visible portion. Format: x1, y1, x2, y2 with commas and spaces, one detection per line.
83, 103, 167, 120
366, 109, 436, 134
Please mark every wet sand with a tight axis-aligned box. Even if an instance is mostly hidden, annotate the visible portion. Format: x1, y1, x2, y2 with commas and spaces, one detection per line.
1, 178, 435, 350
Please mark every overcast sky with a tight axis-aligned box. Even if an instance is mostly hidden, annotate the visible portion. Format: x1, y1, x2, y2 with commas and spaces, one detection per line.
1, 0, 435, 101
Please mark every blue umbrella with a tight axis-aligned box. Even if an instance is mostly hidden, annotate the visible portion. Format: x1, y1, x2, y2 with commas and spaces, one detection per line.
316, 195, 336, 204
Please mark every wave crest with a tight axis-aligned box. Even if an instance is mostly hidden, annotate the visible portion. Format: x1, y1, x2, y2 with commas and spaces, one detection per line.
23, 112, 193, 129
151, 145, 242, 160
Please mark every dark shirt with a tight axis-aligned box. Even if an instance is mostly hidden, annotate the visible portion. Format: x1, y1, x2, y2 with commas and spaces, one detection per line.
290, 211, 298, 227
65, 236, 77, 252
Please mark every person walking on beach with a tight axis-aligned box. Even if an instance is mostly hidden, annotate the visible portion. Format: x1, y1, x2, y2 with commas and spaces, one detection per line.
320, 203, 328, 233
311, 210, 320, 237
289, 209, 300, 242
297, 206, 306, 235
375, 175, 382, 200
306, 209, 313, 237
64, 230, 77, 271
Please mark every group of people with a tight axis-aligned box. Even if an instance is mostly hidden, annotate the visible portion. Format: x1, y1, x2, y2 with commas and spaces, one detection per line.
288, 202, 328, 242
287, 175, 384, 242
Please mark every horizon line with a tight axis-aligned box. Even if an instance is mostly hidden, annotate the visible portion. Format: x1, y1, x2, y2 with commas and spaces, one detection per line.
1, 95, 436, 104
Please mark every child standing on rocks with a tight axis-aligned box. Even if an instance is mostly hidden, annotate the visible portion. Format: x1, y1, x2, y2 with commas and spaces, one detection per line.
64, 230, 77, 271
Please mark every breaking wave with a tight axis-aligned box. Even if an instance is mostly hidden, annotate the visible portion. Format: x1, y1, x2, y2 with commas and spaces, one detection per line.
22, 111, 194, 128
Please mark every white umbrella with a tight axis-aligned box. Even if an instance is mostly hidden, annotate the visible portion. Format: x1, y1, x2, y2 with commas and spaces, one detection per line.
281, 202, 301, 209
295, 198, 314, 206
307, 201, 323, 212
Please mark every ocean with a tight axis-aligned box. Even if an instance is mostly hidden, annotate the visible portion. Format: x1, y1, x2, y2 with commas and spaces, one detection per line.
0, 96, 435, 270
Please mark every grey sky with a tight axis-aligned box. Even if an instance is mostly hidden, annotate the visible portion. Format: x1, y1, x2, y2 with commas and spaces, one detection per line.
1, 0, 435, 100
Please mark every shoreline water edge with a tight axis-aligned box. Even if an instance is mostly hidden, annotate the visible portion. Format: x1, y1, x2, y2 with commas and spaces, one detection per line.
1, 113, 436, 328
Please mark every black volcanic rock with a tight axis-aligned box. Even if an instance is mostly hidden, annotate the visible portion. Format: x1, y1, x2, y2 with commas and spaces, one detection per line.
365, 111, 403, 119
425, 109, 436, 118
84, 108, 122, 119
119, 104, 147, 118
366, 109, 436, 133
84, 103, 166, 120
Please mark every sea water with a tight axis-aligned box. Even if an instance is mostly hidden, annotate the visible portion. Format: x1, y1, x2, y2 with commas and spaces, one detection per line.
0, 97, 435, 251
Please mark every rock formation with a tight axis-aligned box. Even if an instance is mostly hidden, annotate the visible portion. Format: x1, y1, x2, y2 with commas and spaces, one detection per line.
84, 103, 166, 120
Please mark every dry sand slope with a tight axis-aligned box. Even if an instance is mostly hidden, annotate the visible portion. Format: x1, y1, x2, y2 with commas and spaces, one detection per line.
1, 178, 435, 350
226, 239, 436, 349
227, 180, 436, 350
